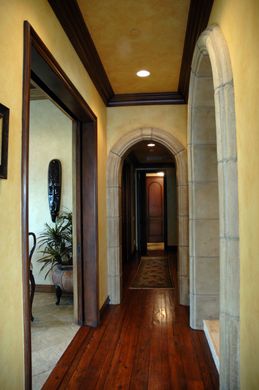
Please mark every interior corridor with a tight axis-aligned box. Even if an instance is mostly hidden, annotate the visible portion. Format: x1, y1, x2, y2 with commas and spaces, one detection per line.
43, 251, 219, 389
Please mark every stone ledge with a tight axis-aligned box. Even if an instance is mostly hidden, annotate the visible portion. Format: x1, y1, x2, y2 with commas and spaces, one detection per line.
203, 319, 220, 372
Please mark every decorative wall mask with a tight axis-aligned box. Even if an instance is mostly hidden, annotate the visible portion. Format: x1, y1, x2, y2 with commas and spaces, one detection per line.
48, 159, 62, 222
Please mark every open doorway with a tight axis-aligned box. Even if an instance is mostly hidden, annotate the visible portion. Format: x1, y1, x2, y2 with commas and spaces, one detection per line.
136, 170, 167, 256
29, 82, 79, 387
22, 23, 99, 388
146, 172, 165, 251
107, 128, 188, 306
144, 169, 177, 255
188, 26, 240, 388
121, 141, 177, 282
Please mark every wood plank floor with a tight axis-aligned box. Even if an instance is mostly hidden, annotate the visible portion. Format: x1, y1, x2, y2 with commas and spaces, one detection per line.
43, 252, 219, 389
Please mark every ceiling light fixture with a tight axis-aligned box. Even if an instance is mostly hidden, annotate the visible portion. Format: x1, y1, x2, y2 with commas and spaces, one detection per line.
136, 69, 150, 78
157, 172, 165, 177
147, 143, 155, 147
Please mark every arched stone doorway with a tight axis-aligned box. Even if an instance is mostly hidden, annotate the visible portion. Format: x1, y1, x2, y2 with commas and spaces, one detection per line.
106, 127, 188, 306
188, 25, 240, 388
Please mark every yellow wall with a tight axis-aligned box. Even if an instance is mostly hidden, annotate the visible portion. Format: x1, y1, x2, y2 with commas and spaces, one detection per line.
107, 105, 187, 153
0, 1, 107, 388
209, 1, 259, 387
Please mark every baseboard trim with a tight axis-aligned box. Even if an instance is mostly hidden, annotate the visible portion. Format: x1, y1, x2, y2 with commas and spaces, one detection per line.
100, 296, 110, 320
35, 284, 55, 293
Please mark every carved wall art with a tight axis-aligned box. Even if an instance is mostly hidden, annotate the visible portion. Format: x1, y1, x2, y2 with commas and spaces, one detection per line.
48, 159, 62, 222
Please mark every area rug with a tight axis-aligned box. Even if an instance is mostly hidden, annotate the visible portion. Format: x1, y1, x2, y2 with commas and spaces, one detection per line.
130, 256, 174, 289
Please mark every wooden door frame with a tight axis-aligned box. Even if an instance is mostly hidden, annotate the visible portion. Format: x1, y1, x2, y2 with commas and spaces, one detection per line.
22, 22, 99, 389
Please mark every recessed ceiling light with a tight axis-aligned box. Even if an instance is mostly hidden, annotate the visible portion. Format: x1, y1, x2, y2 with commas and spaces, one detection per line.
136, 69, 150, 78
147, 143, 155, 147
157, 172, 165, 177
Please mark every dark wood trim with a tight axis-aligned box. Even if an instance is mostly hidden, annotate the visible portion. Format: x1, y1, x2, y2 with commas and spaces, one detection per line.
30, 37, 97, 122
136, 171, 147, 256
164, 174, 168, 249
30, 80, 48, 100
22, 21, 32, 390
48, 0, 213, 106
99, 296, 110, 321
178, 0, 214, 101
81, 121, 99, 327
122, 159, 135, 263
48, 0, 113, 105
35, 284, 56, 293
74, 121, 84, 325
108, 92, 185, 107
22, 21, 99, 388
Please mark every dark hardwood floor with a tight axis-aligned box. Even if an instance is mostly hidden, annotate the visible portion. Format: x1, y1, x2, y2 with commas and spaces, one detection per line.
43, 251, 219, 389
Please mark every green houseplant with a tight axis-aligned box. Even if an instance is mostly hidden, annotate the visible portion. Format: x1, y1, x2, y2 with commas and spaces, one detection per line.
37, 211, 72, 279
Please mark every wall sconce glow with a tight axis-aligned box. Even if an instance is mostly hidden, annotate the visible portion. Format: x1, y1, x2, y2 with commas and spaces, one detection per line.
147, 143, 155, 147
136, 69, 150, 78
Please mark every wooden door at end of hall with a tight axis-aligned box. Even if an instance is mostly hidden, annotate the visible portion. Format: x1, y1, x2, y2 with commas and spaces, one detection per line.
146, 176, 164, 243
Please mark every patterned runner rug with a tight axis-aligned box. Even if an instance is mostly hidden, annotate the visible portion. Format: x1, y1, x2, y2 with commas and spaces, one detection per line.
130, 256, 174, 289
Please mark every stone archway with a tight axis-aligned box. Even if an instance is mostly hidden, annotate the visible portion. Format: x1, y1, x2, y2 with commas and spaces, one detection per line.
106, 127, 188, 306
188, 25, 240, 388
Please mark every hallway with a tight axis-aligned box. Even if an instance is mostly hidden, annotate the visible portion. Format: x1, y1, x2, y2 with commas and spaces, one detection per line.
43, 253, 219, 389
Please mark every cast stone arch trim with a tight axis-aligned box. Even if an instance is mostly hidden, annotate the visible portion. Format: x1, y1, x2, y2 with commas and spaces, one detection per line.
188, 25, 240, 389
107, 127, 188, 306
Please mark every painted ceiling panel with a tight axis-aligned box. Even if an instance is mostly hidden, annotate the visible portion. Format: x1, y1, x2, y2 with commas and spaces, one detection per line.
77, 0, 190, 94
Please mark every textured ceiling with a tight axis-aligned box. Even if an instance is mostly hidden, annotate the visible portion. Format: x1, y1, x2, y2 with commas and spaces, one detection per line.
77, 0, 190, 94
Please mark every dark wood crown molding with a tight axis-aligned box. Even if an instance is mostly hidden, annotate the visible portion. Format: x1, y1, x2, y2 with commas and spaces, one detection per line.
178, 0, 214, 102
48, 0, 114, 105
108, 92, 185, 107
49, 0, 213, 106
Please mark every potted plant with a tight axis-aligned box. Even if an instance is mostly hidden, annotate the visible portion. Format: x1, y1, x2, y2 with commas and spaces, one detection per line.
37, 211, 73, 304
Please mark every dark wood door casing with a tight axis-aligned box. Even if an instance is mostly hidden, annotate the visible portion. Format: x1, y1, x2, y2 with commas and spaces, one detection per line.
146, 177, 164, 243
22, 21, 99, 389
122, 161, 132, 263
122, 159, 137, 263
80, 122, 99, 326
136, 171, 147, 255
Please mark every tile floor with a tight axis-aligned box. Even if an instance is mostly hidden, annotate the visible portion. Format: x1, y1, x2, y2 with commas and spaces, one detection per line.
31, 292, 79, 389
